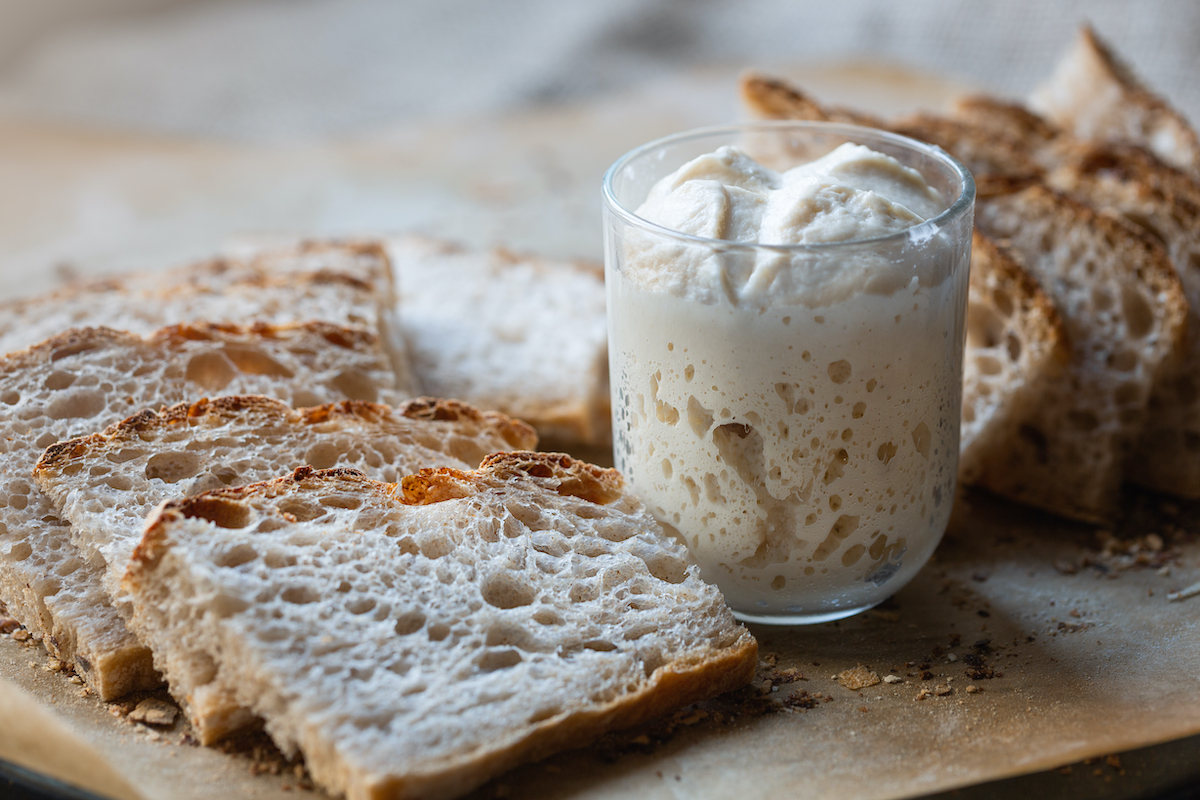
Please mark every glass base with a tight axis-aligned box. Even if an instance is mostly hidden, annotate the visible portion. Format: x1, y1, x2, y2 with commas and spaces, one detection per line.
732, 601, 879, 626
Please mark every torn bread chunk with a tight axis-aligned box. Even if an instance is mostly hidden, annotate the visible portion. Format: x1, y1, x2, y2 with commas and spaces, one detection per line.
1029, 25, 1200, 176
387, 235, 610, 448
0, 239, 419, 395
974, 180, 1186, 520
33, 395, 536, 743
0, 322, 407, 700
123, 456, 757, 800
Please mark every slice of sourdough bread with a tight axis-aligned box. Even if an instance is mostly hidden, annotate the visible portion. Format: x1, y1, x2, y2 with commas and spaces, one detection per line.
1040, 144, 1200, 495
0, 239, 419, 395
1029, 25, 1200, 176
946, 95, 1200, 497
387, 235, 610, 448
974, 180, 1187, 520
959, 232, 1070, 485
0, 322, 407, 700
123, 455, 757, 800
32, 395, 536, 743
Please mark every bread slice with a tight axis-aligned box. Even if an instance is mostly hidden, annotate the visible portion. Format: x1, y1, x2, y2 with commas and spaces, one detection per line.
974, 180, 1187, 520
959, 232, 1070, 485
948, 96, 1200, 497
123, 455, 757, 800
1029, 26, 1200, 176
0, 239, 419, 395
0, 322, 407, 700
32, 395, 536, 742
1040, 143, 1200, 495
387, 236, 610, 448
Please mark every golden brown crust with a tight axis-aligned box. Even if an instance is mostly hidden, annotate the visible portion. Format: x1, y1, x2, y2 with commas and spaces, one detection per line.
739, 73, 883, 127
952, 95, 1062, 151
398, 397, 539, 450
364, 634, 758, 800
478, 451, 626, 505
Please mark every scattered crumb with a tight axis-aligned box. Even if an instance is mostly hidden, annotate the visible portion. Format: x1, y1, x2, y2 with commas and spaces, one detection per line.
1167, 581, 1200, 602
12, 629, 31, 643
883, 675, 903, 685
965, 685, 980, 695
837, 666, 880, 691
946, 653, 958, 662
128, 698, 179, 727
934, 684, 952, 696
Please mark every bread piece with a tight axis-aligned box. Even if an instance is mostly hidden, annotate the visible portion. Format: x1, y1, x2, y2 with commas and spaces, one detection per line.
960, 232, 1070, 484
32, 395, 536, 742
1029, 26, 1200, 176
388, 236, 609, 447
1041, 144, 1200, 495
739, 73, 885, 127
974, 181, 1187, 520
0, 239, 419, 395
124, 456, 757, 800
948, 95, 1200, 497
0, 322, 406, 700
739, 73, 1040, 180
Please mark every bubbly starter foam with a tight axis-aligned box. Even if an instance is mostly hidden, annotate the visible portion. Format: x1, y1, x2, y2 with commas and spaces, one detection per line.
608, 144, 964, 620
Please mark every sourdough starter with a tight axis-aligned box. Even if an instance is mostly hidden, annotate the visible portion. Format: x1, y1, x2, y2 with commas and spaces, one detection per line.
608, 143, 963, 620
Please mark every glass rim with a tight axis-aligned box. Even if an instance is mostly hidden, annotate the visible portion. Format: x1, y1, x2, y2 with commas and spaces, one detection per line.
601, 119, 976, 252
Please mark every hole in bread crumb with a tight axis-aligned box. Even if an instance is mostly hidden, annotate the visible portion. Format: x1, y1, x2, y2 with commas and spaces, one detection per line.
47, 389, 106, 421
395, 537, 420, 556
641, 553, 688, 584
394, 612, 426, 636
275, 498, 325, 522
481, 573, 536, 609
1121, 286, 1154, 339
1, 391, 18, 405
584, 640, 617, 652
569, 581, 599, 603
477, 649, 522, 672
185, 352, 237, 392
44, 371, 75, 391
427, 623, 450, 642
222, 347, 294, 378
305, 442, 341, 470
215, 544, 258, 568
145, 452, 203, 484
188, 497, 252, 529
966, 303, 1003, 348
1108, 349, 1139, 373
332, 369, 378, 402
532, 609, 562, 626
974, 355, 1004, 376
281, 586, 320, 605
346, 597, 376, 615
10, 542, 32, 561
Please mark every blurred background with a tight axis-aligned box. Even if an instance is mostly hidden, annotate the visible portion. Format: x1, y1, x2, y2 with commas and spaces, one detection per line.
1, 0, 1196, 142
0, 0, 1196, 290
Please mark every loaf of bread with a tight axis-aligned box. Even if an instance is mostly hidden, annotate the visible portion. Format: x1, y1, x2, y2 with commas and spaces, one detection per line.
33, 394, 537, 741
388, 235, 610, 447
0, 322, 408, 700
1029, 25, 1200, 176
124, 455, 757, 800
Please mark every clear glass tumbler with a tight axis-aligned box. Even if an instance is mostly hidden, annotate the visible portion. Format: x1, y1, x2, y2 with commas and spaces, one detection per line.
603, 121, 975, 624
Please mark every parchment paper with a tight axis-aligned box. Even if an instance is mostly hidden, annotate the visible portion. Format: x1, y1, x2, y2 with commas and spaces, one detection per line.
1, 63, 1198, 800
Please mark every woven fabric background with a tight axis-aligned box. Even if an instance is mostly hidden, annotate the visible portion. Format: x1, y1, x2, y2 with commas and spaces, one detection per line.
0, 0, 1194, 142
